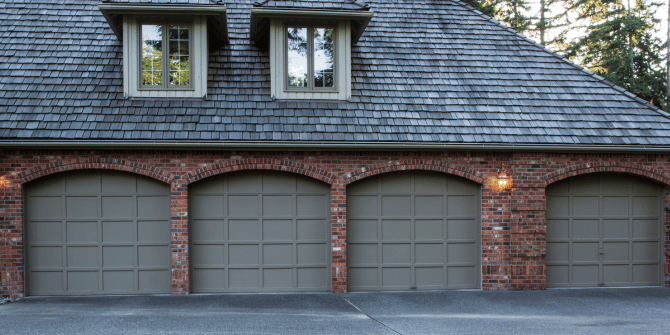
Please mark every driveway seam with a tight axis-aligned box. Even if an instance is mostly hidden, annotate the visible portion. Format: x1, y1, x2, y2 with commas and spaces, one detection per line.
341, 297, 402, 335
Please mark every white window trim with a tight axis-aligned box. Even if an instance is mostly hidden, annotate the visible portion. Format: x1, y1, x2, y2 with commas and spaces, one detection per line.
123, 15, 208, 99
270, 19, 351, 101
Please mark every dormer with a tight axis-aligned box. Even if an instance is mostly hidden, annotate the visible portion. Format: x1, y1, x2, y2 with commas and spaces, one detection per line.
250, 1, 373, 101
98, 2, 228, 99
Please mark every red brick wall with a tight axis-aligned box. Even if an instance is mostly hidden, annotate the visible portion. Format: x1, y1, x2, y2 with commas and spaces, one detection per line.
1, 149, 669, 297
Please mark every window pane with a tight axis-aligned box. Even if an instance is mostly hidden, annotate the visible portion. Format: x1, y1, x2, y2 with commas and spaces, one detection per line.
314, 28, 334, 88
142, 24, 163, 86
287, 27, 308, 88
169, 25, 190, 86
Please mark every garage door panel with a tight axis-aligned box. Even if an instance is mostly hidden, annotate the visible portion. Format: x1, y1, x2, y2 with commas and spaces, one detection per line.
348, 195, 378, 217
229, 269, 259, 288
297, 244, 327, 265
297, 195, 328, 216
415, 220, 443, 240
546, 197, 568, 218
30, 272, 63, 293
546, 220, 568, 239
103, 246, 134, 267
297, 219, 328, 240
415, 196, 443, 217
227, 174, 261, 193
67, 247, 99, 268
103, 271, 134, 291
603, 220, 629, 239
65, 172, 100, 193
30, 197, 62, 218
633, 220, 659, 238
262, 172, 296, 192
348, 220, 377, 241
102, 196, 133, 218
546, 243, 568, 262
348, 172, 480, 291
633, 242, 659, 261
572, 243, 599, 262
382, 196, 411, 217
138, 221, 170, 242
349, 244, 378, 264
26, 171, 171, 296
379, 174, 411, 193
447, 195, 476, 217
416, 267, 443, 286
139, 270, 171, 290
102, 221, 133, 243
263, 244, 293, 265
573, 220, 599, 239
264, 269, 293, 288
138, 196, 169, 218
447, 266, 476, 286
31, 247, 63, 267
415, 244, 443, 264
603, 265, 628, 283
29, 221, 62, 243
68, 272, 98, 292
633, 264, 659, 282
447, 220, 476, 240
229, 196, 259, 217
382, 220, 410, 240
66, 221, 98, 243
263, 220, 293, 240
191, 220, 223, 241
447, 243, 476, 263
102, 173, 137, 194
191, 196, 224, 217
382, 268, 411, 287
192, 269, 224, 290
297, 177, 328, 193
229, 245, 260, 265
297, 268, 328, 288
603, 197, 629, 216
572, 197, 599, 216
263, 196, 293, 216
633, 197, 659, 216
191, 245, 225, 266
545, 174, 663, 288
382, 244, 411, 264
229, 220, 259, 241
602, 242, 629, 262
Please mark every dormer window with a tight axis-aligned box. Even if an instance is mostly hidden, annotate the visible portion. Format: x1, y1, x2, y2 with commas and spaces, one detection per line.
250, 7, 373, 101
98, 3, 228, 99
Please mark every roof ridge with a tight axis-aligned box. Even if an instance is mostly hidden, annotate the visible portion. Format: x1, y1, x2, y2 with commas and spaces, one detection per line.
254, 0, 369, 9
447, 0, 670, 120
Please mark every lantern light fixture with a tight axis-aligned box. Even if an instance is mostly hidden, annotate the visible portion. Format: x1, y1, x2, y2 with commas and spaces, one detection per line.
489, 166, 513, 192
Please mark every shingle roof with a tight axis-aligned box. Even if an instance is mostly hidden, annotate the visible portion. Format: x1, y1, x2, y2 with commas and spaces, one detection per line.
1, 0, 670, 148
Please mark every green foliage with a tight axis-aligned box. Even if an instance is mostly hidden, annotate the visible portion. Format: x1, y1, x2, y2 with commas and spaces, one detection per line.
563, 0, 668, 110
461, 0, 498, 17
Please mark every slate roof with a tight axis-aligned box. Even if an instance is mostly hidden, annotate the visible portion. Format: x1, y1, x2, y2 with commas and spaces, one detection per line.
1, 0, 670, 148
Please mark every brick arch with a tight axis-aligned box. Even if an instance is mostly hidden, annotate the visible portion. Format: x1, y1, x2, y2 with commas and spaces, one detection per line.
185, 159, 335, 185
342, 160, 485, 185
543, 163, 670, 188
16, 158, 175, 185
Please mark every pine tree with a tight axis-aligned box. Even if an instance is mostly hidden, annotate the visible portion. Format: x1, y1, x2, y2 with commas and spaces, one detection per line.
496, 0, 534, 34
564, 0, 667, 110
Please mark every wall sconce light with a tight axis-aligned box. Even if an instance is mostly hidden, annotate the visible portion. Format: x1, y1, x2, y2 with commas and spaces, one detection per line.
489, 166, 513, 192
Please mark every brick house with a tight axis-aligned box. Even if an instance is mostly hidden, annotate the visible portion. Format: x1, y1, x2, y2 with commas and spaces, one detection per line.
1, 0, 669, 298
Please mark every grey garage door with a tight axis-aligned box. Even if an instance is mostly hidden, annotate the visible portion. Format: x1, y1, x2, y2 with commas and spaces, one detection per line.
25, 170, 172, 296
189, 171, 331, 292
347, 171, 480, 291
546, 173, 664, 287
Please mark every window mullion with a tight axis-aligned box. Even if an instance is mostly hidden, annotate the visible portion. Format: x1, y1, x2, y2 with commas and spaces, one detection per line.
163, 23, 169, 89
308, 26, 313, 89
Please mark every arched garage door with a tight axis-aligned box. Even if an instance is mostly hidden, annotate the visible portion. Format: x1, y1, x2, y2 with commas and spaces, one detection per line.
25, 171, 171, 296
546, 174, 664, 287
347, 171, 480, 291
189, 171, 331, 292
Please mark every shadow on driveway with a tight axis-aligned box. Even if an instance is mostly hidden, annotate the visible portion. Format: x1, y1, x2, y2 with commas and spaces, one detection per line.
2, 287, 670, 334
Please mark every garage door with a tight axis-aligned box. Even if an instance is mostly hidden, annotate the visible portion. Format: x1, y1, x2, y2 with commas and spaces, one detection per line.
347, 171, 480, 291
25, 171, 171, 296
189, 171, 331, 292
546, 174, 664, 287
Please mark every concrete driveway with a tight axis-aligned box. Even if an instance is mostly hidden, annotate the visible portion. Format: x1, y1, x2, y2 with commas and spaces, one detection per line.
2, 287, 670, 334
